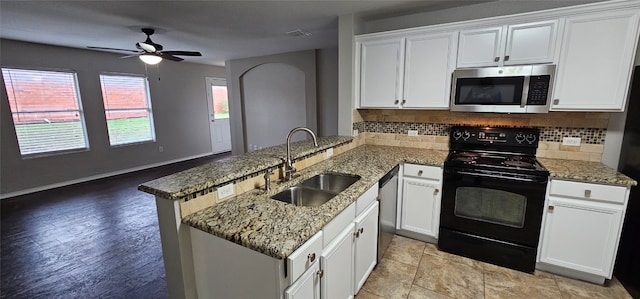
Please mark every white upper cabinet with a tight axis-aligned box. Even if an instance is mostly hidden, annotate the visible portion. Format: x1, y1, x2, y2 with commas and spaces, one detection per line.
403, 31, 458, 109
357, 30, 456, 109
457, 20, 559, 68
357, 36, 404, 108
551, 9, 640, 111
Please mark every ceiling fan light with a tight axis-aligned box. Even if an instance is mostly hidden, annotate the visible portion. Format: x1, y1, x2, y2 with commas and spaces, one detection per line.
139, 54, 162, 65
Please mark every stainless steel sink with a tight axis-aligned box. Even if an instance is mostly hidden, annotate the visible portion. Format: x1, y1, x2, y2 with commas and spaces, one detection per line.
271, 173, 361, 207
271, 186, 336, 207
299, 173, 361, 194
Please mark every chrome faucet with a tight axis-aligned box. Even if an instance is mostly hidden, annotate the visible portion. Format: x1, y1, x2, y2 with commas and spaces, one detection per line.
284, 127, 318, 181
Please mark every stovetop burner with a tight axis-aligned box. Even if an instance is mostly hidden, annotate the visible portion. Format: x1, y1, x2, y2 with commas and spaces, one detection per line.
446, 150, 548, 175
445, 126, 549, 177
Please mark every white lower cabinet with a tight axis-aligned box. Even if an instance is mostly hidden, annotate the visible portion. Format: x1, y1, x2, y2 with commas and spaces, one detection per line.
398, 164, 442, 241
189, 185, 380, 299
538, 180, 630, 283
320, 223, 355, 299
285, 262, 321, 299
354, 201, 379, 294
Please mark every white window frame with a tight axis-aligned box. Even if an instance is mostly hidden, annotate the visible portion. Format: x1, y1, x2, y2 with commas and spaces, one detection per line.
1, 67, 89, 158
99, 73, 156, 147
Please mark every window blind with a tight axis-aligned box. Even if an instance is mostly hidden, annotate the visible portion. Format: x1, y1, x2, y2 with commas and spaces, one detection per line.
1, 68, 88, 156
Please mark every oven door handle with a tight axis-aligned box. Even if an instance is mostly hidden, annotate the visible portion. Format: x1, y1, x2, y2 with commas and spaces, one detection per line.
454, 170, 546, 183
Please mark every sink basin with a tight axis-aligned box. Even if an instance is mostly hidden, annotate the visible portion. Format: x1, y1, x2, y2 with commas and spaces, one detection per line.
271, 186, 336, 207
271, 173, 361, 207
299, 173, 361, 194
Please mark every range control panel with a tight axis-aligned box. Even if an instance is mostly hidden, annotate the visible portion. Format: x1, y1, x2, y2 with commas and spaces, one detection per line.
450, 126, 540, 147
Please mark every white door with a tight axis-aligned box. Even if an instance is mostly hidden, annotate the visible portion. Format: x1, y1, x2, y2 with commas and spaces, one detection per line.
401, 178, 441, 238
354, 201, 378, 295
551, 9, 640, 111
285, 262, 321, 299
457, 26, 504, 68
403, 31, 457, 109
358, 37, 404, 108
206, 77, 232, 154
320, 223, 355, 299
504, 20, 558, 65
539, 196, 623, 277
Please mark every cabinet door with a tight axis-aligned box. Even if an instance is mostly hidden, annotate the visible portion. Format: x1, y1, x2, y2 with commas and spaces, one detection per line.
504, 20, 559, 65
401, 177, 441, 238
539, 196, 623, 277
457, 27, 504, 68
321, 223, 355, 299
354, 201, 379, 295
285, 262, 320, 299
403, 31, 457, 109
358, 37, 404, 108
552, 9, 640, 111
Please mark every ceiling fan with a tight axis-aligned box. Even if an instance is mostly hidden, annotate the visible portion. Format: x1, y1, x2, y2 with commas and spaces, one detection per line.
88, 28, 202, 64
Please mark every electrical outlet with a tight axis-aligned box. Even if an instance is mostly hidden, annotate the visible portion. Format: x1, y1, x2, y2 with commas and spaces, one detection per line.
326, 148, 334, 158
353, 129, 359, 137
562, 137, 582, 146
158, 146, 164, 152
408, 130, 418, 137
217, 183, 235, 201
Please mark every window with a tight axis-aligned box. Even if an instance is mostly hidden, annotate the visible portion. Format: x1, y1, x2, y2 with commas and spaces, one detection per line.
99, 74, 155, 146
1, 67, 89, 157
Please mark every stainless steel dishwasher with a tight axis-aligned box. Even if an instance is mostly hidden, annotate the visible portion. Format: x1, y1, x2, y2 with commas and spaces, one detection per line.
378, 165, 399, 262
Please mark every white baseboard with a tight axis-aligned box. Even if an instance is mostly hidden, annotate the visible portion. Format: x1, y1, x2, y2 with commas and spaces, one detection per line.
0, 152, 214, 200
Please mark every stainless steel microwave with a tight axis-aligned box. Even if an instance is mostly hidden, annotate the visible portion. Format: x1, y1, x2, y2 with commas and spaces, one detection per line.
450, 65, 555, 113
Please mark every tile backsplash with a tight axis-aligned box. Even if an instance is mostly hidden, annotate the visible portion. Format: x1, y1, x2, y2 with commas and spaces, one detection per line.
353, 109, 609, 162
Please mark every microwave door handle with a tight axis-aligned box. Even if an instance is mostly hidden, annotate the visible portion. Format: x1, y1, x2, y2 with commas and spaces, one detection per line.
521, 76, 531, 108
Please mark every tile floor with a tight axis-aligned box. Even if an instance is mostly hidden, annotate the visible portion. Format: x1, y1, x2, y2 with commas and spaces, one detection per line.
357, 235, 632, 299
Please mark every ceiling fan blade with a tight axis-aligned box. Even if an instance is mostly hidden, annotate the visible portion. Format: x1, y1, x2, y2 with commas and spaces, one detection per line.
160, 54, 184, 62
136, 42, 156, 53
162, 51, 202, 56
87, 46, 139, 53
120, 54, 141, 59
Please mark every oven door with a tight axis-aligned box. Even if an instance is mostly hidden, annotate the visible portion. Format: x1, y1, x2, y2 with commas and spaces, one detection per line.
441, 167, 547, 247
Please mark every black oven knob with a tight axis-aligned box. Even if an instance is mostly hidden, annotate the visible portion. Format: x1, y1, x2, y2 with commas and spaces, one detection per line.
453, 130, 462, 140
515, 133, 525, 143
526, 134, 537, 144
462, 131, 471, 140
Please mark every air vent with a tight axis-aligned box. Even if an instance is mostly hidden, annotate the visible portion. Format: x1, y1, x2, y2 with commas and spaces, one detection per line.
286, 29, 312, 38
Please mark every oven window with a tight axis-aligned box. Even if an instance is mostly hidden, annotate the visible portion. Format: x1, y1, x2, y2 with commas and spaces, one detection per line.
454, 187, 526, 228
455, 77, 524, 105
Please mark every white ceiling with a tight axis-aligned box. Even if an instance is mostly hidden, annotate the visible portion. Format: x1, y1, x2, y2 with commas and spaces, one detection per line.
0, 0, 492, 66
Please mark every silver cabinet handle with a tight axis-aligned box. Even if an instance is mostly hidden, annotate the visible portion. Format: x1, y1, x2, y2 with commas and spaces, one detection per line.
494, 57, 500, 62
394, 100, 399, 105
434, 188, 440, 195
317, 269, 324, 278
401, 100, 406, 105
549, 205, 554, 211
585, 190, 592, 198
553, 99, 560, 105
359, 227, 364, 234
417, 170, 423, 176
504, 55, 510, 61
307, 253, 316, 263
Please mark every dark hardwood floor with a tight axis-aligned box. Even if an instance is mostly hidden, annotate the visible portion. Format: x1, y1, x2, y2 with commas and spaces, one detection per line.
1, 152, 231, 298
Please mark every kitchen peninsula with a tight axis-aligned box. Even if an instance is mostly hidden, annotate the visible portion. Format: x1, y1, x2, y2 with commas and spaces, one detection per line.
139, 136, 636, 298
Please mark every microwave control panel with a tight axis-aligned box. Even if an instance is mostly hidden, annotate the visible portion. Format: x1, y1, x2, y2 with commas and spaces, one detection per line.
526, 75, 551, 105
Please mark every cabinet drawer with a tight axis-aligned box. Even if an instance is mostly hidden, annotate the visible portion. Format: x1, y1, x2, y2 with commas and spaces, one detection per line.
356, 183, 379, 216
549, 180, 627, 204
323, 203, 355, 247
403, 164, 442, 180
287, 231, 323, 285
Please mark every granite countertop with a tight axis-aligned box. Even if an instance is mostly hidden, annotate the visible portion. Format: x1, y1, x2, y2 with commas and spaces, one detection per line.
539, 158, 637, 187
138, 136, 353, 200
165, 141, 635, 260
183, 145, 448, 259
